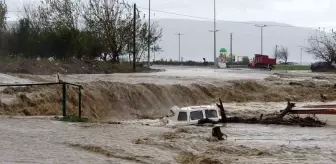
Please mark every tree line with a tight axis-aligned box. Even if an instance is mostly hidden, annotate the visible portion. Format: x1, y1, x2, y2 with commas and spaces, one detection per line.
0, 0, 162, 62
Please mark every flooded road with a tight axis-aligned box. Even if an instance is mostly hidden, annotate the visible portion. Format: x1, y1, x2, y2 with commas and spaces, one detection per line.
0, 117, 335, 164
15, 65, 333, 85
23, 66, 274, 84
0, 66, 335, 163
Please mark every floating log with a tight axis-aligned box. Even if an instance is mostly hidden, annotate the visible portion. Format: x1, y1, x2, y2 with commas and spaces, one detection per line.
216, 98, 227, 123
277, 100, 296, 119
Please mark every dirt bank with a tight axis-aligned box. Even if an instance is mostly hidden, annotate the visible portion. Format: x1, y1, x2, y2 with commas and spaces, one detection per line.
0, 58, 162, 75
1, 79, 336, 120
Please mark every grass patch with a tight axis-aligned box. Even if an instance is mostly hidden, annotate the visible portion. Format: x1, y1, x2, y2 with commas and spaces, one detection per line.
55, 115, 89, 122
273, 65, 310, 70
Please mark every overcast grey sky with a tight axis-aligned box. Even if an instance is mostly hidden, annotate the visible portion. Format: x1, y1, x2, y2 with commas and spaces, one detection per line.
5, 0, 335, 28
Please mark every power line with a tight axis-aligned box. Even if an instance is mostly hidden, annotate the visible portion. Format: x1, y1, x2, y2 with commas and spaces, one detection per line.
6, 7, 336, 29
137, 7, 212, 21
137, 6, 295, 28
136, 6, 336, 29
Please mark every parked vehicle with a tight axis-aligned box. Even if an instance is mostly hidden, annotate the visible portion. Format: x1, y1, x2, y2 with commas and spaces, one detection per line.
279, 61, 298, 65
310, 62, 335, 71
248, 54, 276, 69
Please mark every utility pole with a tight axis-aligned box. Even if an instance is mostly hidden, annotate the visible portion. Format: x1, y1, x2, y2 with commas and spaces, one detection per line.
175, 33, 184, 62
147, 0, 151, 69
1, 0, 5, 51
209, 0, 219, 67
300, 47, 303, 65
133, 3, 136, 72
255, 25, 267, 55
275, 44, 278, 63
230, 33, 233, 62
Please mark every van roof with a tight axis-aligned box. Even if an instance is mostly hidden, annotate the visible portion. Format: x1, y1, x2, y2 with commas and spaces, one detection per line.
179, 105, 217, 112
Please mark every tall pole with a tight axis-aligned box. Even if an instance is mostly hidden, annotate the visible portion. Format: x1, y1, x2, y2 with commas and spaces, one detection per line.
230, 33, 233, 62
147, 0, 151, 69
275, 44, 278, 59
300, 47, 303, 65
2, 0, 5, 51
255, 25, 267, 55
209, 0, 219, 67
133, 4, 136, 72
213, 0, 217, 66
178, 34, 180, 62
175, 33, 184, 62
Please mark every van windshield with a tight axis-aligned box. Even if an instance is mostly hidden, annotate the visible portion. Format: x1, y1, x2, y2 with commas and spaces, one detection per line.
178, 112, 187, 121
205, 109, 218, 118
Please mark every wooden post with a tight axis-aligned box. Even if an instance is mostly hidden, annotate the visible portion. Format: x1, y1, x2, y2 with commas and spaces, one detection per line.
78, 86, 82, 118
62, 83, 67, 117
212, 126, 227, 140
216, 98, 227, 123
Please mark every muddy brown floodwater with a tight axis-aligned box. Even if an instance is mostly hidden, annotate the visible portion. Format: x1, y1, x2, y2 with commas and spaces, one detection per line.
0, 116, 335, 164
1, 66, 336, 163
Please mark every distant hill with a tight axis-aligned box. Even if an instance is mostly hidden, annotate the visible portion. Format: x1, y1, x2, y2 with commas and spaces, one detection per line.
154, 18, 318, 64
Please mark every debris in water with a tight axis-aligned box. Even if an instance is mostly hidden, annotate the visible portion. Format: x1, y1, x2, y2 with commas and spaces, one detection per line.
212, 126, 227, 140
198, 98, 326, 127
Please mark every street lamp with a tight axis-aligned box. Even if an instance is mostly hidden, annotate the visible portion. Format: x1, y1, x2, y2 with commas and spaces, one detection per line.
175, 33, 184, 62
296, 45, 304, 65
255, 25, 267, 55
297, 39, 308, 65
209, 0, 219, 67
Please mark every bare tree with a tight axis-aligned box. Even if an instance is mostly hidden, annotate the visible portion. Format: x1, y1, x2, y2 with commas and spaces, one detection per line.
273, 45, 279, 60
278, 46, 289, 63
306, 29, 336, 63
82, 0, 134, 62
134, 21, 163, 62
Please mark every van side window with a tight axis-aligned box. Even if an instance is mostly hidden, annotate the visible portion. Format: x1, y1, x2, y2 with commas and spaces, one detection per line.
190, 111, 204, 120
205, 110, 218, 118
177, 112, 187, 121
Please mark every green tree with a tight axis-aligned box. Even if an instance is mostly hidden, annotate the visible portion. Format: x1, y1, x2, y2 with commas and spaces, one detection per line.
241, 56, 250, 65
0, 1, 7, 53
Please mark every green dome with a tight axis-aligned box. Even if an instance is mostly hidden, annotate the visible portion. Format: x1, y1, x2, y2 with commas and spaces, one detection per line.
220, 48, 227, 53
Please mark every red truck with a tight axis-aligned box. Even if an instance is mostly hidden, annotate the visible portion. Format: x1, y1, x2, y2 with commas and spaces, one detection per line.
248, 54, 276, 69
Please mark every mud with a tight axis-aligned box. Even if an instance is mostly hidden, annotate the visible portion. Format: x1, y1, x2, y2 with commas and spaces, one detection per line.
0, 67, 336, 163
0, 79, 335, 120
0, 58, 161, 75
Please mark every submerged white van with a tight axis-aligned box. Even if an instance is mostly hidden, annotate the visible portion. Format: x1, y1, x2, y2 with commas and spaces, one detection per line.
166, 105, 221, 125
